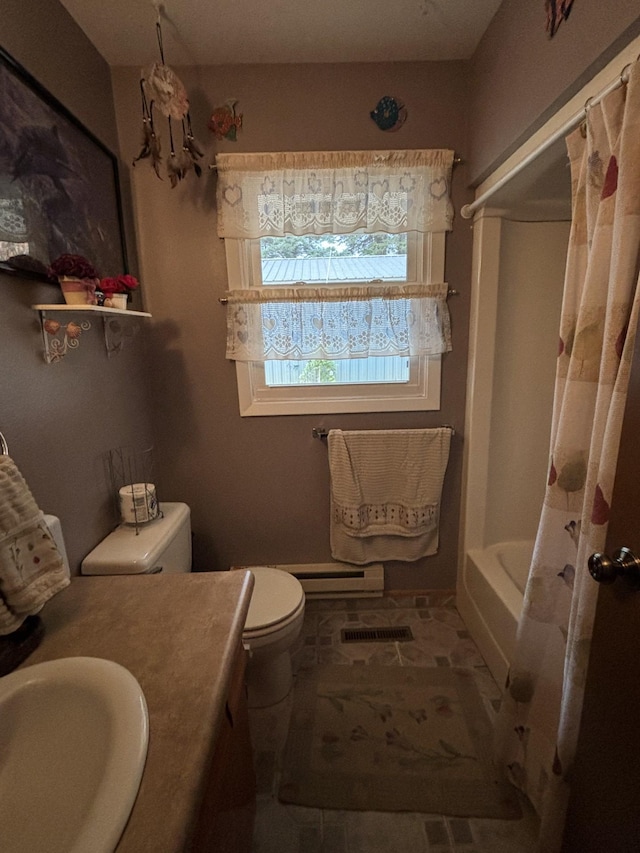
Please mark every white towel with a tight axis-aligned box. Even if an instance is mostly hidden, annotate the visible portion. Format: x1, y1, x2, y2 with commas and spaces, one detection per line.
0, 456, 69, 635
328, 428, 451, 565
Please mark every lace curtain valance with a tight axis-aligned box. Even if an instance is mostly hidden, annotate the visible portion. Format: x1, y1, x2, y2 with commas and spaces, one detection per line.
215, 149, 455, 239
224, 283, 452, 362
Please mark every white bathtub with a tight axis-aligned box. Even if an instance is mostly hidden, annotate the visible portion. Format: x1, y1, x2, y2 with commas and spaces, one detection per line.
457, 540, 534, 689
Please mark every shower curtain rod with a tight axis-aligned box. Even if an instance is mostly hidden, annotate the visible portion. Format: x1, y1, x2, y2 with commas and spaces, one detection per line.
460, 60, 635, 220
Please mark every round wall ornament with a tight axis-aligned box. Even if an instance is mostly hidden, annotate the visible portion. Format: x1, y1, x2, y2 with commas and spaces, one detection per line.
370, 96, 408, 132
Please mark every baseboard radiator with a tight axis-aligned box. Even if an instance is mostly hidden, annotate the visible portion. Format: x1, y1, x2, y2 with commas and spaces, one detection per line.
274, 561, 384, 598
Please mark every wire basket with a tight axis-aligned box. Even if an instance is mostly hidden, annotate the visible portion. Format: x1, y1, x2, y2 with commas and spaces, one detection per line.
107, 446, 161, 534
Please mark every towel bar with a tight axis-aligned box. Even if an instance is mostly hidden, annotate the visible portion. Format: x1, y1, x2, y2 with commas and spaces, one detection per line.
0, 432, 7, 455
312, 425, 455, 440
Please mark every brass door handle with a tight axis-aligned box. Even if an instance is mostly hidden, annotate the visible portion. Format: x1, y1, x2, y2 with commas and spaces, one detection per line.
588, 547, 640, 587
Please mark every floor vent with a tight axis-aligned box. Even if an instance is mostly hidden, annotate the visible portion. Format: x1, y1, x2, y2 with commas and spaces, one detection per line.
341, 626, 414, 643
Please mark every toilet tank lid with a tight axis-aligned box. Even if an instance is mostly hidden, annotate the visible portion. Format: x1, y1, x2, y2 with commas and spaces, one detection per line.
81, 502, 190, 575
244, 566, 304, 631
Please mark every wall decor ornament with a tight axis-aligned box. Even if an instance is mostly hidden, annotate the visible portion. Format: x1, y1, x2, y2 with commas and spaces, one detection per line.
132, 16, 204, 187
208, 99, 243, 142
370, 96, 408, 132
545, 0, 575, 38
0, 48, 127, 280
42, 317, 91, 362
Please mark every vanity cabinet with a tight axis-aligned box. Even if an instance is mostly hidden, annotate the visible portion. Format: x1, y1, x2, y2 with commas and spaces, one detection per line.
26, 571, 256, 853
191, 641, 256, 852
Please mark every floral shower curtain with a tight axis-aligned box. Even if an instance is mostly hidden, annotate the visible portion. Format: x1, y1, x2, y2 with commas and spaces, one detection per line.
496, 60, 640, 852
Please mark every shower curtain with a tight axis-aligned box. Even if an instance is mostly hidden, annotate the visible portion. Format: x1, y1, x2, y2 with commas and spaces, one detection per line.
496, 59, 640, 852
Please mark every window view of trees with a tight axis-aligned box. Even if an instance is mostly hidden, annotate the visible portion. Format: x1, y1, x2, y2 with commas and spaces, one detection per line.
261, 233, 407, 259
298, 359, 338, 383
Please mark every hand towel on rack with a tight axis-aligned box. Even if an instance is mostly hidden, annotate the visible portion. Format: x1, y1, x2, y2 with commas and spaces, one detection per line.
0, 455, 69, 635
328, 428, 451, 565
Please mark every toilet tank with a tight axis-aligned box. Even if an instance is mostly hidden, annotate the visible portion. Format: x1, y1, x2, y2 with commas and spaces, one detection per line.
81, 502, 191, 575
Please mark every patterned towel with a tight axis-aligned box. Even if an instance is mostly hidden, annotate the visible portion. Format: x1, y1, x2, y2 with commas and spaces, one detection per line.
0, 456, 69, 635
328, 428, 451, 564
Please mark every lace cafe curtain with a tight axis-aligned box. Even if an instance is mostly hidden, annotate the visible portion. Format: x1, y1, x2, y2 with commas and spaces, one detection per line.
215, 149, 455, 362
224, 283, 452, 362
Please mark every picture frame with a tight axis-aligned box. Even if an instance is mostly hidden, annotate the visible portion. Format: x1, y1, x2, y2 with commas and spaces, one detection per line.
0, 46, 128, 282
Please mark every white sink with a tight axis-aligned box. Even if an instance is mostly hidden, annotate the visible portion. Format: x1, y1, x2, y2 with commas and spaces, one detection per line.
0, 656, 149, 853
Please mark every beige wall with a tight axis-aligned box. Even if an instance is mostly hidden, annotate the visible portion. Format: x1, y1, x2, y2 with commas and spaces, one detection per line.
112, 62, 474, 588
468, 0, 640, 183
1, 0, 154, 572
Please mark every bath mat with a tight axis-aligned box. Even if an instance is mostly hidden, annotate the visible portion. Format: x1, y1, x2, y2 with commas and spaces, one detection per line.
278, 665, 521, 819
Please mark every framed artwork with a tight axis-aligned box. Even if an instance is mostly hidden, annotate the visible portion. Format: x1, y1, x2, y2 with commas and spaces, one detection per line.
0, 46, 128, 280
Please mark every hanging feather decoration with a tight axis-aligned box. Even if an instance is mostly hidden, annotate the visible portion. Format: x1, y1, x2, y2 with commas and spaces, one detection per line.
132, 78, 162, 178
134, 15, 203, 187
184, 114, 204, 175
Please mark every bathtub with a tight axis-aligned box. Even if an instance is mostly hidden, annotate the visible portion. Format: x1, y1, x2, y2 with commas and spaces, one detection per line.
458, 540, 533, 689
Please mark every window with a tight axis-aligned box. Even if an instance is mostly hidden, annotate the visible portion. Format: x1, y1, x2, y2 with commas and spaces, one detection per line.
261, 233, 410, 388
216, 150, 454, 416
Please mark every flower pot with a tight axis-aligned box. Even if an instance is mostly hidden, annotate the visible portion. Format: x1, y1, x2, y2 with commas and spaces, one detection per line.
104, 293, 128, 310
59, 277, 97, 306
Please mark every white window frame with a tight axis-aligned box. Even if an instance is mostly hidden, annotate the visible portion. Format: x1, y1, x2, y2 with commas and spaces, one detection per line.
224, 232, 445, 417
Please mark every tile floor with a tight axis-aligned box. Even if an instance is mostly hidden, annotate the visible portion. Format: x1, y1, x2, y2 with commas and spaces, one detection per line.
249, 594, 540, 853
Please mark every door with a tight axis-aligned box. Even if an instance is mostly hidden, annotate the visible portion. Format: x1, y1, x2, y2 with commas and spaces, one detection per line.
562, 309, 640, 851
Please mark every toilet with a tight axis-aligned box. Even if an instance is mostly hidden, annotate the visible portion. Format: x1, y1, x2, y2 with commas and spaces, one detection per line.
241, 566, 305, 708
79, 503, 305, 708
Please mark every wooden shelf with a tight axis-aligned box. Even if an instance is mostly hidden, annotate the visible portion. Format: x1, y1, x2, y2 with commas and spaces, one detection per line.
32, 304, 152, 317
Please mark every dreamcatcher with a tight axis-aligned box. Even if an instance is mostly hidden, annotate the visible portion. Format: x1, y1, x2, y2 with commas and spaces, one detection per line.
132, 16, 203, 187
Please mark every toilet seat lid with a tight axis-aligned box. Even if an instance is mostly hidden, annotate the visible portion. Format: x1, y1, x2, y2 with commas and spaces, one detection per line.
245, 567, 304, 631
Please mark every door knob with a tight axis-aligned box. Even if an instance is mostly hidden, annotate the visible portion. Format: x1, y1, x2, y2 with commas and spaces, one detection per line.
588, 547, 640, 587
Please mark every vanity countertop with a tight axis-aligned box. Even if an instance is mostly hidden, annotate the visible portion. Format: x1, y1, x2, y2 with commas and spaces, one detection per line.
23, 569, 255, 852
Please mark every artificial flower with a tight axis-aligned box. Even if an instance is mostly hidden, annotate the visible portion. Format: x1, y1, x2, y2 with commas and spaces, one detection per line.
50, 253, 99, 280
99, 274, 140, 294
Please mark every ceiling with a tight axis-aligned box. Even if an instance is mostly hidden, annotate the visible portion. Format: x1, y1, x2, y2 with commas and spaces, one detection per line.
58, 0, 503, 67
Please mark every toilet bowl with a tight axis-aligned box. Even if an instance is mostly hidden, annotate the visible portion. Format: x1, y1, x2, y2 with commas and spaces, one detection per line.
242, 566, 305, 708
80, 507, 305, 708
